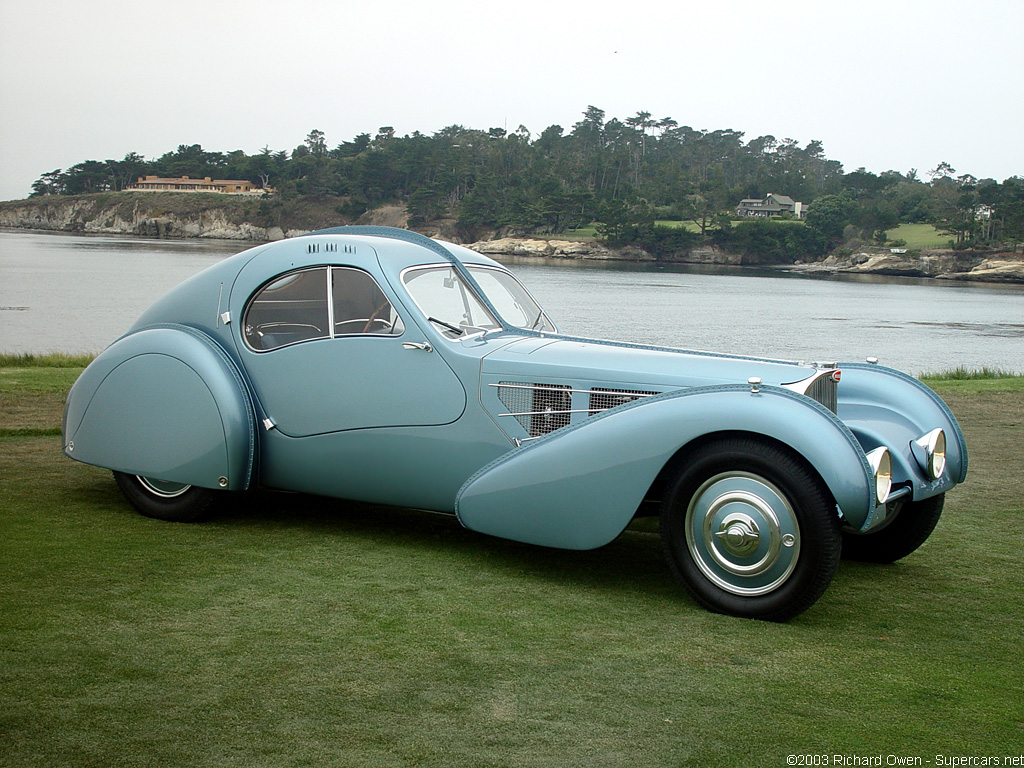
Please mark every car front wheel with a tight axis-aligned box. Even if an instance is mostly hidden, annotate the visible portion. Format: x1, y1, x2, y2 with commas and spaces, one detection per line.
113, 471, 218, 522
659, 438, 841, 621
841, 494, 944, 563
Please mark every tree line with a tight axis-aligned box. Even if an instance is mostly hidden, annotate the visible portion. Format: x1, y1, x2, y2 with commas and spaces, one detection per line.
29, 107, 1024, 258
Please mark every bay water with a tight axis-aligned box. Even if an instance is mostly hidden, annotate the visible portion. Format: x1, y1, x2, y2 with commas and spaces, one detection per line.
2, 230, 1022, 375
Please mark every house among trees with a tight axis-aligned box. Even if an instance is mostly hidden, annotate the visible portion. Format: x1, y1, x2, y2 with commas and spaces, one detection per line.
128, 175, 257, 194
736, 193, 806, 219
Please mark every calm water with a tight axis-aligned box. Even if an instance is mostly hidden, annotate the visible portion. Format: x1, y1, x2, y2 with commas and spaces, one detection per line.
2, 230, 1022, 375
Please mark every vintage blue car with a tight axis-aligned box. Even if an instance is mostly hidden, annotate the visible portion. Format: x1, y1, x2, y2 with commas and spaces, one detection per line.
63, 226, 967, 620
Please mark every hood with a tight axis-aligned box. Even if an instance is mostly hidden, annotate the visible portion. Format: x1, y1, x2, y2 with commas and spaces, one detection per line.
481, 336, 818, 390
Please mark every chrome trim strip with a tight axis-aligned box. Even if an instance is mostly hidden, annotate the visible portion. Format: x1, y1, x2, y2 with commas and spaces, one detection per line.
325, 267, 336, 339
489, 382, 657, 397
489, 383, 592, 395
498, 409, 597, 418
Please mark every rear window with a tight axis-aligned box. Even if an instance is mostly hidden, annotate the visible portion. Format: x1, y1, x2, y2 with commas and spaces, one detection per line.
244, 268, 330, 351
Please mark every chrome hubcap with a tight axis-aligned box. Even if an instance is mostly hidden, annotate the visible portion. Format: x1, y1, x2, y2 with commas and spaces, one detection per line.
686, 472, 801, 596
137, 476, 191, 498
714, 512, 761, 557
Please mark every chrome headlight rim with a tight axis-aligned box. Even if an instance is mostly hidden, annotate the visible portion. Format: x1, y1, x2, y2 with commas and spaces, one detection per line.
912, 428, 947, 481
865, 446, 892, 506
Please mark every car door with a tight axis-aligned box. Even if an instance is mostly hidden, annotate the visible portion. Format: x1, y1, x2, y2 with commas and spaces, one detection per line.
233, 261, 466, 438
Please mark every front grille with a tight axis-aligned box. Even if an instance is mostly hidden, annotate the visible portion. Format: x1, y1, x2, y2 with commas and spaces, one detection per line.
588, 387, 658, 415
804, 373, 838, 414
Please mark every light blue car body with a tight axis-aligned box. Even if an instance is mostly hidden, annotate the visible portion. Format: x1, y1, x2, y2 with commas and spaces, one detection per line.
63, 226, 967, 550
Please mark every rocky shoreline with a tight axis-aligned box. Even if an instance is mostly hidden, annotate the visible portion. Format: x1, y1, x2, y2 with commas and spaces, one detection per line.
784, 249, 1024, 283
3, 194, 1022, 283
468, 237, 648, 261
469, 237, 1024, 283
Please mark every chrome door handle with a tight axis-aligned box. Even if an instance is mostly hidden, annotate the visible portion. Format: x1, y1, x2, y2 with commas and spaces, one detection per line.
402, 342, 433, 352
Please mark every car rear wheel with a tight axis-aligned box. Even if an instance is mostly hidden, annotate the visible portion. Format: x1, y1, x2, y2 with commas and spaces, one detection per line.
113, 471, 218, 522
659, 438, 841, 621
841, 493, 944, 563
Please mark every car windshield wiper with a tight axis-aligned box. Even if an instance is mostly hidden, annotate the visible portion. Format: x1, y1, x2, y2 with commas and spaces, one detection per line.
428, 317, 465, 336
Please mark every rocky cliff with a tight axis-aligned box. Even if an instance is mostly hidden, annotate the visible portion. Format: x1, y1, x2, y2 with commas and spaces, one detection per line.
0, 193, 316, 241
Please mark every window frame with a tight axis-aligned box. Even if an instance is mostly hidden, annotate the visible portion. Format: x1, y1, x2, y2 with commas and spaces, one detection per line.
242, 265, 404, 353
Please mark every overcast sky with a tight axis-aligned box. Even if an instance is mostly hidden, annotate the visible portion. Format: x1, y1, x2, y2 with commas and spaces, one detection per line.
1, 0, 1022, 201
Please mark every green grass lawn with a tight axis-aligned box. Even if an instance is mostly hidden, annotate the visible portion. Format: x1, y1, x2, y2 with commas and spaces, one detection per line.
548, 224, 598, 241
885, 223, 950, 250
653, 220, 699, 231
2, 360, 1022, 766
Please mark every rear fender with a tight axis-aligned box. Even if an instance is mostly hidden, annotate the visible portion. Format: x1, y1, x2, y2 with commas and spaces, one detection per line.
63, 325, 256, 491
455, 384, 874, 549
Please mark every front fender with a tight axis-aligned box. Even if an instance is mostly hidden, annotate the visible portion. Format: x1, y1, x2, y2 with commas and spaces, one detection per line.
837, 362, 967, 499
455, 384, 875, 550
63, 325, 256, 491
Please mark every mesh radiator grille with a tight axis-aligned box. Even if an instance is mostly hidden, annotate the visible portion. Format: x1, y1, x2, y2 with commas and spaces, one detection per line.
588, 387, 658, 415
496, 382, 572, 437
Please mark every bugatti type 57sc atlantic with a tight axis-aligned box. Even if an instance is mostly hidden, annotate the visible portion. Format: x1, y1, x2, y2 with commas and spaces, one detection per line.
62, 226, 967, 620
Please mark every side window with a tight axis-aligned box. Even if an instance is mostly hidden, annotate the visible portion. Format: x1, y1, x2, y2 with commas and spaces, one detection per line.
332, 267, 405, 336
244, 266, 404, 352
244, 268, 329, 351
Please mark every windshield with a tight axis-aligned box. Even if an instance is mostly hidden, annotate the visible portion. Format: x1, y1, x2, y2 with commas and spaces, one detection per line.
466, 266, 555, 333
402, 264, 555, 339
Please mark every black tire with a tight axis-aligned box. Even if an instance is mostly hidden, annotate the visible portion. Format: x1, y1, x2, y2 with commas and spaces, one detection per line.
841, 493, 943, 563
113, 471, 218, 523
659, 437, 841, 621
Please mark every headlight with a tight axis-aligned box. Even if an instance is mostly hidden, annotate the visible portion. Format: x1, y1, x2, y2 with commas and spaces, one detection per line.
865, 447, 892, 505
911, 428, 946, 481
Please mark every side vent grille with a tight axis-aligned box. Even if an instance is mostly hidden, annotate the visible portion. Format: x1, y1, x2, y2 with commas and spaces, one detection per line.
496, 382, 572, 437
588, 387, 658, 415
493, 382, 659, 439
